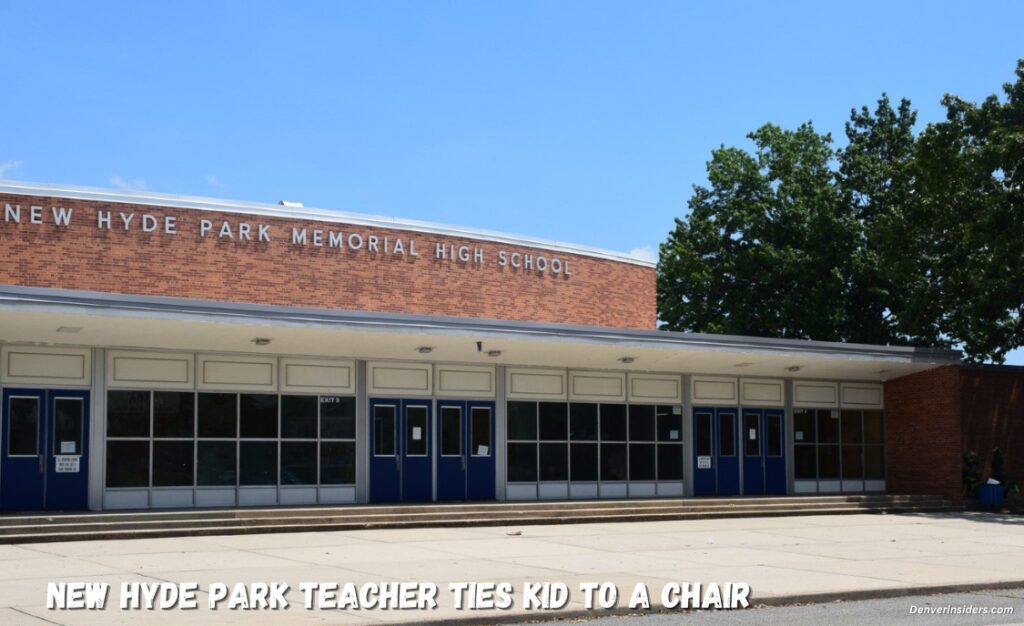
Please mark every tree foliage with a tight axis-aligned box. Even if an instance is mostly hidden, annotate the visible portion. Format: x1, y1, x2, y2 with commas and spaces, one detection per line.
658, 60, 1024, 361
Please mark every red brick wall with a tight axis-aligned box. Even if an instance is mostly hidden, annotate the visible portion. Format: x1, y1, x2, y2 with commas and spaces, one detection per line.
961, 366, 1024, 487
0, 193, 656, 329
884, 366, 963, 503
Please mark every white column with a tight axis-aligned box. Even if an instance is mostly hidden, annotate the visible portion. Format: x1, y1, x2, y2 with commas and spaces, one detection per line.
88, 348, 106, 511
494, 366, 506, 501
355, 360, 369, 503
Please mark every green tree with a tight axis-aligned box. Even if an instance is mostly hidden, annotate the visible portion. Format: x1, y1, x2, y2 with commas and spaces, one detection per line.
911, 60, 1024, 361
658, 60, 1023, 361
658, 121, 872, 343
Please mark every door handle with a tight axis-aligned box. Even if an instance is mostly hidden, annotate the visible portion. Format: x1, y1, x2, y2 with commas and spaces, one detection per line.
396, 455, 402, 472
461, 455, 467, 471
39, 454, 44, 473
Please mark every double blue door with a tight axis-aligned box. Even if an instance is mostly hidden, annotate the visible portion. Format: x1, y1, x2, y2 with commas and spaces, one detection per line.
437, 401, 495, 501
370, 399, 433, 503
1, 388, 90, 511
692, 407, 740, 496
742, 409, 786, 495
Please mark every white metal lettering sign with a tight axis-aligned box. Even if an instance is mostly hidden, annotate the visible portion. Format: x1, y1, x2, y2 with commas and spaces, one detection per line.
1, 203, 577, 278
54, 455, 80, 473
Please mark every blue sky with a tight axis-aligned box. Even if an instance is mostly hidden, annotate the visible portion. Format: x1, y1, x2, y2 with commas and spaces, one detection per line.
1, 2, 1022, 362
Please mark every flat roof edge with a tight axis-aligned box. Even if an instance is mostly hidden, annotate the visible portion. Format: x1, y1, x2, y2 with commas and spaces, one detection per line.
0, 285, 964, 364
0, 180, 656, 268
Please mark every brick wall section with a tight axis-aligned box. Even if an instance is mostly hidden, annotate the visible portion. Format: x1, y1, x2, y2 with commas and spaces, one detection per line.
884, 366, 963, 503
0, 193, 657, 329
961, 366, 1024, 487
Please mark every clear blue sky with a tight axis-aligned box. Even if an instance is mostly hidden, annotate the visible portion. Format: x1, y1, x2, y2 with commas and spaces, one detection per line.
1, 2, 1022, 362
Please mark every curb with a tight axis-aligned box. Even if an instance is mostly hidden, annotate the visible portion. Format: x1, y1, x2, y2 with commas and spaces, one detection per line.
393, 580, 1024, 626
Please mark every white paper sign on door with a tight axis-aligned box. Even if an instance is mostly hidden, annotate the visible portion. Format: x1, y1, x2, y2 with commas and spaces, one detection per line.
412, 426, 422, 441
55, 455, 80, 473
697, 456, 712, 469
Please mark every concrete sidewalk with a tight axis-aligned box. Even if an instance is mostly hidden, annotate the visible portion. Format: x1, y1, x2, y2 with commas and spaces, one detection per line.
2, 511, 1023, 625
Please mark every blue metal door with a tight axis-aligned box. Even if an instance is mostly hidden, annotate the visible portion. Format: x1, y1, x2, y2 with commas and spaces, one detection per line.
465, 401, 495, 500
2, 389, 90, 511
741, 409, 786, 495
437, 401, 467, 501
369, 399, 401, 502
369, 398, 432, 503
400, 401, 432, 502
437, 400, 495, 501
692, 407, 740, 496
742, 409, 766, 495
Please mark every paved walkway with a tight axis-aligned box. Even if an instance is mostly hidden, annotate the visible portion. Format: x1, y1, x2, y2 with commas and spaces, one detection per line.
2, 512, 1023, 625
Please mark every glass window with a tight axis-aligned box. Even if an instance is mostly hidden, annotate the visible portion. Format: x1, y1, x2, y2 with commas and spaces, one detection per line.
53, 398, 83, 456
863, 411, 883, 445
405, 406, 428, 456
198, 393, 236, 438
441, 406, 461, 456
766, 413, 783, 457
508, 402, 537, 440
240, 394, 278, 439
817, 445, 840, 479
281, 441, 317, 485
320, 441, 355, 484
507, 442, 537, 482
538, 402, 568, 440
470, 407, 491, 456
197, 440, 236, 486
695, 412, 712, 456
153, 392, 194, 438
841, 410, 863, 444
9, 397, 40, 456
153, 440, 193, 487
239, 441, 276, 485
569, 403, 598, 441
743, 413, 760, 457
864, 445, 885, 479
842, 445, 863, 479
817, 409, 839, 444
657, 444, 683, 480
107, 390, 150, 438
600, 442, 627, 481
628, 405, 656, 441
599, 404, 627, 441
539, 443, 568, 481
793, 409, 815, 443
106, 440, 149, 487
719, 412, 736, 457
629, 443, 655, 480
570, 443, 598, 481
320, 396, 355, 439
373, 405, 396, 456
794, 445, 817, 479
281, 395, 317, 439
656, 406, 682, 442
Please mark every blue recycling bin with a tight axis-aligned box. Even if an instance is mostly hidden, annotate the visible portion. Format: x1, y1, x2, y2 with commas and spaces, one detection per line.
979, 483, 1004, 507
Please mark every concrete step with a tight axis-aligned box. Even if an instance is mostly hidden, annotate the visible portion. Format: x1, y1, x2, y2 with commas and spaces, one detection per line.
0, 494, 946, 526
0, 493, 946, 528
0, 495, 958, 544
0, 499, 952, 536
0, 502, 959, 544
